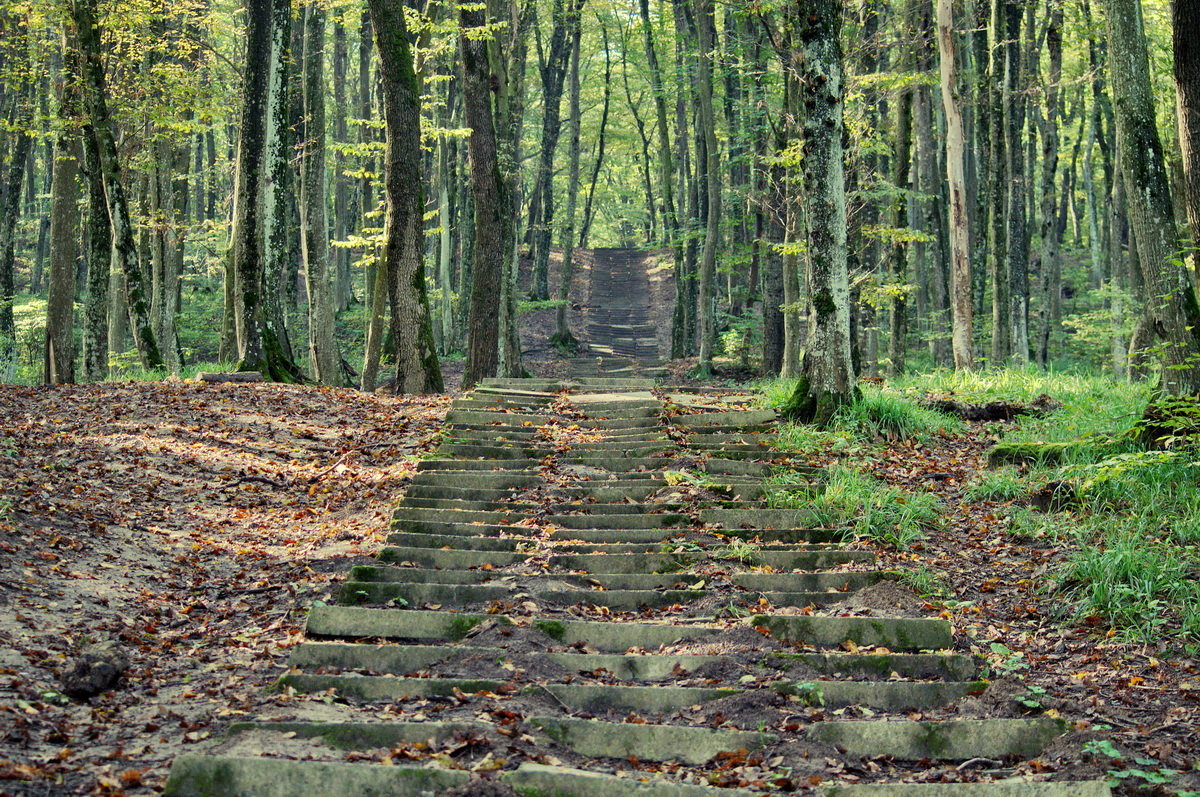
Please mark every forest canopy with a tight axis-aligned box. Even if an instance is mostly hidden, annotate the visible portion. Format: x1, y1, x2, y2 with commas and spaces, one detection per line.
0, 0, 1198, 397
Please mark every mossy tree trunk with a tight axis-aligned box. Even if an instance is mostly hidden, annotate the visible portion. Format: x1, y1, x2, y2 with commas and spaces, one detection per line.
1103, 0, 1200, 395
780, 0, 857, 426
73, 0, 163, 371
366, 0, 443, 393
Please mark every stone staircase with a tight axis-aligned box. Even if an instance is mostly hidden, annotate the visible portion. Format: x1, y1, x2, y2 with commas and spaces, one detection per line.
584, 249, 661, 358
165, 360, 1108, 796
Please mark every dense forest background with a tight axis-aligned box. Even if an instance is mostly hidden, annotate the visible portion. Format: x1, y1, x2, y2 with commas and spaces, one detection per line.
0, 0, 1197, 397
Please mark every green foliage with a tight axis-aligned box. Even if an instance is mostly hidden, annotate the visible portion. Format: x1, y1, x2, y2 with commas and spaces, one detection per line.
962, 467, 1027, 502
831, 386, 963, 442
773, 466, 943, 549
764, 379, 961, 444
1052, 532, 1200, 643
897, 567, 951, 599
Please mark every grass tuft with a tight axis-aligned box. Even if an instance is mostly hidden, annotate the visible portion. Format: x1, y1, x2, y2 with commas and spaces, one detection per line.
772, 467, 943, 549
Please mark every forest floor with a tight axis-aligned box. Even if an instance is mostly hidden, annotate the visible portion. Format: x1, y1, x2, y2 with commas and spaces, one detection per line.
1, 373, 1198, 794
0, 381, 452, 795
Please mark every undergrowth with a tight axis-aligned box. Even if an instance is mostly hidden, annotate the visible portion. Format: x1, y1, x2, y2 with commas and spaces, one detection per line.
770, 467, 943, 549
765, 368, 1199, 649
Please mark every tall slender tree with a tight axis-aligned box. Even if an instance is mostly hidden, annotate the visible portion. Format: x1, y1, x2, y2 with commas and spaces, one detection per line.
366, 0, 443, 393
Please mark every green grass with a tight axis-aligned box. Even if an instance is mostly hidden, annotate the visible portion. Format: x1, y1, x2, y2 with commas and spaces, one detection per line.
962, 467, 1027, 502
1052, 530, 1200, 644
772, 466, 943, 549
763, 378, 963, 443
897, 566, 952, 599
763, 366, 1200, 649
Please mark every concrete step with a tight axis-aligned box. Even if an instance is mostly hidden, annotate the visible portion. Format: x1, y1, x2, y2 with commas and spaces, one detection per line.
807, 717, 1066, 760
307, 607, 948, 652
164, 755, 470, 797
528, 716, 774, 764
290, 641, 976, 682
337, 580, 846, 610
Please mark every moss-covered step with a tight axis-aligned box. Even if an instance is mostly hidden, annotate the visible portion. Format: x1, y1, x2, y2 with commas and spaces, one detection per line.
278, 673, 510, 699
305, 606, 507, 641
768, 651, 976, 681
305, 607, 719, 649
528, 716, 775, 765
346, 565, 881, 594
281, 674, 736, 712
445, 409, 546, 425
749, 614, 952, 651
820, 782, 1111, 797
398, 496, 535, 512
417, 458, 542, 471
407, 472, 540, 489
376, 545, 529, 569
163, 755, 471, 797
226, 719, 490, 748
670, 410, 778, 428
702, 508, 843, 529
546, 549, 875, 573
807, 718, 1065, 760
289, 641, 726, 681
337, 580, 845, 611
435, 444, 551, 459
775, 679, 986, 709
502, 762, 759, 797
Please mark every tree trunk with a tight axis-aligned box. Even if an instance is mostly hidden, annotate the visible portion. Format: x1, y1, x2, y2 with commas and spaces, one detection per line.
938, 0, 974, 369
366, 0, 443, 393
578, 20, 611, 248
0, 19, 32, 380
1002, 0, 1029, 364
1035, 0, 1063, 367
299, 1, 343, 385
887, 85, 913, 376
694, 0, 720, 374
331, 19, 353, 312
459, 3, 509, 388
781, 0, 856, 424
45, 32, 81, 385
1104, 0, 1200, 394
1174, 0, 1200, 274
987, 0, 1009, 363
528, 0, 584, 302
228, 0, 303, 382
72, 0, 162, 371
80, 110, 110, 381
554, 17, 583, 348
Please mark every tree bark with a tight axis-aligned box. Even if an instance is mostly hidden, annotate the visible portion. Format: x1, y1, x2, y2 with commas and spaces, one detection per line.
0, 15, 32, 380
228, 0, 303, 382
299, 1, 343, 385
45, 30, 81, 385
366, 0, 443, 393
694, 0, 720, 374
937, 0, 974, 369
554, 16, 583, 348
1103, 0, 1200, 394
80, 109, 110, 381
887, 85, 913, 376
1035, 0, 1063, 367
460, 2, 509, 388
1002, 0, 1029, 364
781, 0, 856, 424
528, 0, 584, 301
1174, 0, 1200, 275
